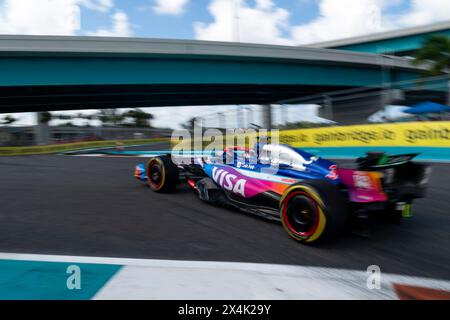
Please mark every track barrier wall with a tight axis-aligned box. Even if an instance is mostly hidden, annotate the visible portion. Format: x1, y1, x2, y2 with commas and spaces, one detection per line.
0, 138, 169, 156
279, 121, 450, 161
172, 121, 450, 161
3, 122, 450, 160
279, 121, 450, 148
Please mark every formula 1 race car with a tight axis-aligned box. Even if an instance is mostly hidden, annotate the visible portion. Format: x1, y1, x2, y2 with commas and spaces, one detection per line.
134, 143, 431, 244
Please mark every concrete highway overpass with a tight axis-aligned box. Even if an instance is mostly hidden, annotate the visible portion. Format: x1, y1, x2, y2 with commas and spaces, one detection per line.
310, 20, 450, 56
0, 35, 427, 115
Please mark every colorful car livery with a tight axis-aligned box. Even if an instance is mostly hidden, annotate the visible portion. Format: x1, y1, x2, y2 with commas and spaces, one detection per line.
135, 143, 431, 244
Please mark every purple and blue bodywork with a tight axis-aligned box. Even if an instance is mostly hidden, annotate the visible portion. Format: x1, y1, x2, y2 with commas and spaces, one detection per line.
134, 143, 431, 243
135, 144, 429, 219
135, 163, 147, 181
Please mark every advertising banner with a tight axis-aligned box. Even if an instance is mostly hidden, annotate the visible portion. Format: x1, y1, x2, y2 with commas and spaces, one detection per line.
280, 121, 450, 148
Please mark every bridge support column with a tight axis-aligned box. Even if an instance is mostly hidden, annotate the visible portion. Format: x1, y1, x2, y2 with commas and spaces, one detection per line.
261, 104, 272, 130
34, 112, 51, 146
447, 79, 450, 106
319, 95, 334, 121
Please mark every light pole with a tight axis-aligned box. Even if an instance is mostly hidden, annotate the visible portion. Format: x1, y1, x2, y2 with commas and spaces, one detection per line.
217, 112, 226, 129
380, 53, 393, 110
236, 105, 245, 129
245, 107, 254, 128
443, 52, 450, 106
261, 104, 272, 130
448, 77, 450, 106
194, 116, 203, 130
281, 104, 288, 125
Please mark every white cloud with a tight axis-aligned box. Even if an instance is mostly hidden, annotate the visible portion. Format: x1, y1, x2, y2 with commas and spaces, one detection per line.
149, 105, 264, 129
195, 0, 450, 46
0, 112, 36, 126
291, 0, 395, 44
87, 11, 133, 37
0, 0, 116, 36
153, 0, 189, 16
194, 0, 293, 45
291, 0, 450, 45
80, 0, 114, 12
0, 0, 81, 35
398, 0, 450, 27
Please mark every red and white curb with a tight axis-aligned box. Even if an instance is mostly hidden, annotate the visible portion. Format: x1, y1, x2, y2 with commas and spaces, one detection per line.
0, 253, 449, 300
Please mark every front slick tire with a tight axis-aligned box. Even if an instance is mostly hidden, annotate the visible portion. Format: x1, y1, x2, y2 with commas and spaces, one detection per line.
280, 180, 348, 244
147, 155, 179, 193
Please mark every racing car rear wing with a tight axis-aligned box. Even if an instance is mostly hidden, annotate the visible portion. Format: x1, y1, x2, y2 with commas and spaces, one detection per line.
357, 152, 420, 170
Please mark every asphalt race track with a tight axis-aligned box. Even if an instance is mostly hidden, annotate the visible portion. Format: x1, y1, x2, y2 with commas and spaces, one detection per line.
0, 142, 449, 281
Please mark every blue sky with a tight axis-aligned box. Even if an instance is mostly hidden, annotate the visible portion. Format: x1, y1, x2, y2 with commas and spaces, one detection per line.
0, 0, 449, 128
81, 1, 447, 44
2, 1, 449, 44
105, 0, 321, 40
83, 1, 419, 40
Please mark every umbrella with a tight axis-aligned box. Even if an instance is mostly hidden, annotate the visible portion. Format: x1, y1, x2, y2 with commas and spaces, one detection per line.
404, 102, 450, 115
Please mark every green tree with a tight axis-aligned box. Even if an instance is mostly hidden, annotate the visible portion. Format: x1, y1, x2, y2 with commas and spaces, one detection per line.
96, 109, 124, 127
1, 115, 17, 125
53, 114, 73, 121
181, 117, 197, 131
38, 111, 52, 124
123, 109, 154, 128
276, 121, 333, 130
413, 35, 450, 76
59, 121, 76, 127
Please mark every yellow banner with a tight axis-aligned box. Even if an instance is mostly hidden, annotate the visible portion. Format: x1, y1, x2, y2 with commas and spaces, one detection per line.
280, 121, 450, 148
0, 138, 169, 156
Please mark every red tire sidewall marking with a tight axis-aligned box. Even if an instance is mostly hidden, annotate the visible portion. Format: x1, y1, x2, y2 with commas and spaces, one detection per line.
282, 190, 320, 238
148, 159, 163, 190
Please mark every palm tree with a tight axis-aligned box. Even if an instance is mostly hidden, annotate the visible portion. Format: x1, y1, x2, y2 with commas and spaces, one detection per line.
181, 117, 197, 131
413, 35, 450, 76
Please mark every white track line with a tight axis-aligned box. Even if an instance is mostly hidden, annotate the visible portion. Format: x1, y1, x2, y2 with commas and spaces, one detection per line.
0, 252, 449, 300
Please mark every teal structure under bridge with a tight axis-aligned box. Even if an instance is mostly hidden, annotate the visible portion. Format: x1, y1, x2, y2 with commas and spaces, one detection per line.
0, 35, 426, 114
311, 21, 450, 56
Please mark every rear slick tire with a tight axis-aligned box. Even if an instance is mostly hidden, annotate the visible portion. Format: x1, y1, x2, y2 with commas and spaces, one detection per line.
280, 180, 348, 244
147, 155, 179, 193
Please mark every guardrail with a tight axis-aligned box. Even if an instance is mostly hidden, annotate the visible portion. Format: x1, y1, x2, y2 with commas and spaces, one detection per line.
0, 138, 169, 156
